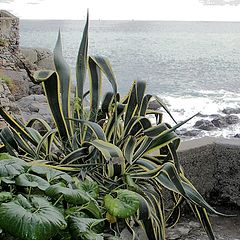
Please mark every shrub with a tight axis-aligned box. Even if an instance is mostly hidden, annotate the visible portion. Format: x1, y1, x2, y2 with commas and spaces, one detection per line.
0, 11, 225, 240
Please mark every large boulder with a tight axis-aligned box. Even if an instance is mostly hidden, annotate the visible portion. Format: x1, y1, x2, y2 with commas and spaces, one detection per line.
225, 114, 239, 125
0, 69, 30, 100
194, 119, 216, 131
20, 47, 54, 70
211, 115, 228, 128
16, 94, 52, 125
222, 107, 240, 115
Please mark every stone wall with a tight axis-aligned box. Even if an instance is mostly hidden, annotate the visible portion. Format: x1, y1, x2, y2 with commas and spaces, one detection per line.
178, 137, 240, 207
0, 10, 20, 70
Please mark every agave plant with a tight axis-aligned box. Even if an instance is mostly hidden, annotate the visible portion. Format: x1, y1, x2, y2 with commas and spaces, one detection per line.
0, 11, 226, 240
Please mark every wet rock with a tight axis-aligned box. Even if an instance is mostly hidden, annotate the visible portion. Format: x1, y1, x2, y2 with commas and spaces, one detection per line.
182, 129, 202, 137
211, 116, 228, 128
148, 100, 161, 110
225, 115, 239, 125
234, 134, 240, 138
222, 107, 240, 115
194, 119, 216, 131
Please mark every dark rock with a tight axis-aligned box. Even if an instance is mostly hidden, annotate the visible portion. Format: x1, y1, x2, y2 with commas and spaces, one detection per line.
182, 129, 201, 137
225, 115, 239, 125
211, 116, 228, 128
222, 107, 240, 115
194, 119, 216, 131
148, 100, 161, 110
234, 134, 240, 138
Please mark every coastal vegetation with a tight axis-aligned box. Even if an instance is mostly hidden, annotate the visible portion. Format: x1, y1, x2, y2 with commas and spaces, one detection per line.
0, 11, 225, 240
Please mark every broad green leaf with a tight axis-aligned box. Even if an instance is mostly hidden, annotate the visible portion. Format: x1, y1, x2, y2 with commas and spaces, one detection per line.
0, 192, 12, 203
15, 173, 50, 191
68, 216, 104, 240
0, 195, 67, 240
45, 184, 91, 205
76, 179, 99, 199
30, 165, 72, 183
104, 189, 140, 218
0, 158, 28, 177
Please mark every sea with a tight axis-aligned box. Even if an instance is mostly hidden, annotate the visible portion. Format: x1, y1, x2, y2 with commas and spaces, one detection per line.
19, 20, 240, 138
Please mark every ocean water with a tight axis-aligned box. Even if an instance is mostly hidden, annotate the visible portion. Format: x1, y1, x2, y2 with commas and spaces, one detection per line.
19, 20, 240, 138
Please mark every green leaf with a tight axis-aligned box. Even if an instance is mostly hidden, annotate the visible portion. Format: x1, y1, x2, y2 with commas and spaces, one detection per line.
45, 184, 91, 205
30, 165, 72, 183
90, 56, 117, 94
68, 216, 104, 240
0, 195, 67, 240
15, 173, 50, 191
0, 192, 12, 203
88, 56, 102, 122
34, 70, 70, 147
54, 30, 72, 135
0, 158, 28, 177
0, 107, 36, 146
76, 9, 89, 102
77, 179, 99, 199
104, 189, 140, 218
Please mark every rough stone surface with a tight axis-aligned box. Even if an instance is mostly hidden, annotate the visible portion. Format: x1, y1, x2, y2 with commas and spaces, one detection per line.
222, 107, 240, 115
0, 80, 21, 128
178, 137, 240, 207
16, 94, 52, 124
211, 116, 228, 128
21, 47, 54, 70
194, 119, 216, 131
178, 138, 217, 199
225, 114, 239, 125
148, 99, 162, 110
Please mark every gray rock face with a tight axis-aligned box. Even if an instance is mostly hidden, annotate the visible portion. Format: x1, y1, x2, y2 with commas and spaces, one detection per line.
0, 80, 21, 128
20, 47, 54, 71
1, 69, 30, 100
16, 94, 52, 125
222, 107, 240, 115
194, 119, 216, 131
225, 114, 239, 125
148, 100, 162, 110
211, 116, 228, 128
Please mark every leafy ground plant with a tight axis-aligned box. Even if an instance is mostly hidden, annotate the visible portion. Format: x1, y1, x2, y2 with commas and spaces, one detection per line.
0, 11, 227, 240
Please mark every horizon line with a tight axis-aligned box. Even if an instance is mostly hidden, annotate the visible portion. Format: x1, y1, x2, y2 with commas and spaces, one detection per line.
19, 18, 240, 23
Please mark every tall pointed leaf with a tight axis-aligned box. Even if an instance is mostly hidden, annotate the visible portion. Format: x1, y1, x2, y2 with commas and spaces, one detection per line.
34, 70, 70, 147
54, 30, 72, 135
76, 10, 89, 102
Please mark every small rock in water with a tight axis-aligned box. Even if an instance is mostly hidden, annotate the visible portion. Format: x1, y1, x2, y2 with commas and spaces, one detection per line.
182, 129, 202, 137
222, 107, 240, 115
225, 115, 239, 125
194, 119, 216, 131
211, 116, 228, 128
148, 100, 161, 110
